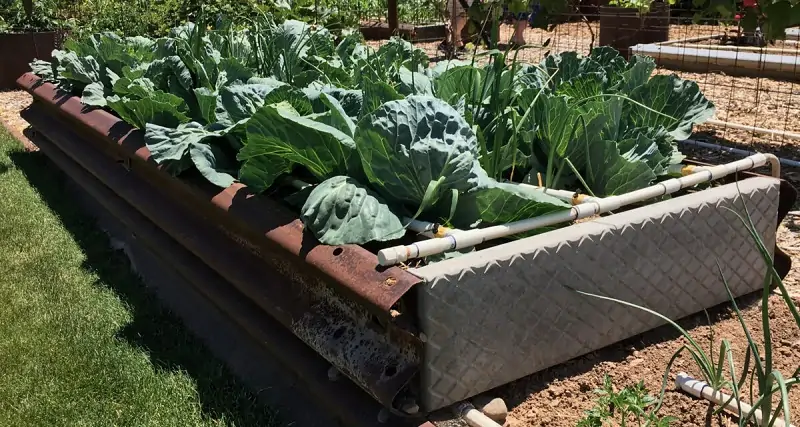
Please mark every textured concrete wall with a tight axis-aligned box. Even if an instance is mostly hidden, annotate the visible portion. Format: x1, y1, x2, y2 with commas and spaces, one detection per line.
411, 177, 780, 411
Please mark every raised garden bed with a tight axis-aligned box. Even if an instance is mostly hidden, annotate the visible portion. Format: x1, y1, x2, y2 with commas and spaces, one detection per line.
16, 74, 425, 419
631, 43, 800, 81
360, 21, 446, 41
0, 30, 66, 89
19, 70, 796, 414
599, 3, 670, 58
16, 19, 797, 418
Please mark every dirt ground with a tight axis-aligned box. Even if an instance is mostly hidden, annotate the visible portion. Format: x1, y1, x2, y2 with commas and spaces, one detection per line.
488, 218, 800, 427
3, 28, 800, 424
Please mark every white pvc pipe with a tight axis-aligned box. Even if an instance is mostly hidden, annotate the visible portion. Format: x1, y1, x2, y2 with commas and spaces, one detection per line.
706, 118, 800, 141
676, 372, 796, 427
512, 182, 601, 205
405, 218, 460, 238
454, 402, 504, 427
377, 153, 778, 265
656, 34, 724, 46
686, 44, 798, 53
681, 139, 800, 168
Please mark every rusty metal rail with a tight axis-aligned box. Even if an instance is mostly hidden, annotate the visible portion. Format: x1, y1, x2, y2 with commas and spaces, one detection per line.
22, 126, 436, 427
17, 72, 420, 321
17, 73, 427, 415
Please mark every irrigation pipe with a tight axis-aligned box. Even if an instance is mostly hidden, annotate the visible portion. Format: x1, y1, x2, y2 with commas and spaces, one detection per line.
656, 34, 724, 46
284, 177, 460, 238
706, 118, 800, 141
681, 139, 800, 168
377, 153, 779, 266
511, 182, 601, 204
679, 44, 798, 54
454, 402, 504, 427
676, 373, 797, 427
514, 164, 708, 205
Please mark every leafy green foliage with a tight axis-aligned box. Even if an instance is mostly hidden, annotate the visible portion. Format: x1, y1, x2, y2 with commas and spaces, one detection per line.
453, 179, 569, 230
30, 17, 715, 249
355, 96, 485, 208
300, 176, 405, 245
576, 375, 676, 427
244, 101, 359, 182
0, 0, 73, 32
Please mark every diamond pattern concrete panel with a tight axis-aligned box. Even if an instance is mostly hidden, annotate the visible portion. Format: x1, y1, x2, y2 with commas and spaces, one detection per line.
411, 177, 780, 411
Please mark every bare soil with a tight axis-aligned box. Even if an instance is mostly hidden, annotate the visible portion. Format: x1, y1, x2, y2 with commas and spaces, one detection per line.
0, 90, 35, 151
491, 217, 800, 427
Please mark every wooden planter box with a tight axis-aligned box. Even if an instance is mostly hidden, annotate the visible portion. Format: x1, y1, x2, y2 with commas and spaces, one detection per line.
0, 30, 66, 89
599, 3, 669, 58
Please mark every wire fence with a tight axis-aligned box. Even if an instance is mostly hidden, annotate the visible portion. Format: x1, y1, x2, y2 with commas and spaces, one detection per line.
320, 1, 800, 162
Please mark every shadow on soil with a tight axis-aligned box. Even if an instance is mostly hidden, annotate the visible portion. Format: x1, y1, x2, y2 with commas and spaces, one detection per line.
8, 148, 280, 427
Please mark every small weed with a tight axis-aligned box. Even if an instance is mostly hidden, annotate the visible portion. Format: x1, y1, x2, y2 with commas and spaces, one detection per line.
577, 375, 676, 427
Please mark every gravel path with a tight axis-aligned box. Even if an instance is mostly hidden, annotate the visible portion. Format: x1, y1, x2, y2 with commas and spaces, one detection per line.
0, 90, 35, 151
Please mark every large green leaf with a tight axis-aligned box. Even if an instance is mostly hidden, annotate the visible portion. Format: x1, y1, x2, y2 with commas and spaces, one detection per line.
532, 94, 606, 172
244, 101, 358, 181
589, 47, 627, 75
193, 87, 219, 124
556, 72, 605, 102
218, 57, 254, 85
314, 93, 357, 137
372, 37, 429, 76
626, 74, 715, 141
355, 96, 486, 208
29, 59, 56, 80
220, 82, 311, 123
620, 55, 656, 93
219, 81, 283, 122
536, 51, 583, 90
236, 145, 293, 193
65, 33, 149, 76
81, 82, 108, 107
584, 139, 657, 196
434, 66, 487, 106
454, 179, 570, 229
619, 125, 680, 175
304, 86, 363, 118
145, 122, 220, 175
112, 77, 157, 98
360, 78, 403, 119
300, 176, 405, 245
189, 143, 237, 188
398, 68, 433, 96
58, 52, 102, 85
107, 92, 190, 129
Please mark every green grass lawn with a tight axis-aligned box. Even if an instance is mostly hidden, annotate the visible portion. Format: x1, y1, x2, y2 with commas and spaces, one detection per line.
0, 127, 278, 426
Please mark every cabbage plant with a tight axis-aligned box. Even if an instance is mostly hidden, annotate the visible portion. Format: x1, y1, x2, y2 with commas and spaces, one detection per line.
29, 15, 714, 250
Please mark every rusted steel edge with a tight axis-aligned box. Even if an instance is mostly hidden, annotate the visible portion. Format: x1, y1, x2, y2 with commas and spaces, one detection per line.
684, 158, 797, 278
23, 127, 435, 427
21, 106, 419, 411
17, 72, 421, 319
